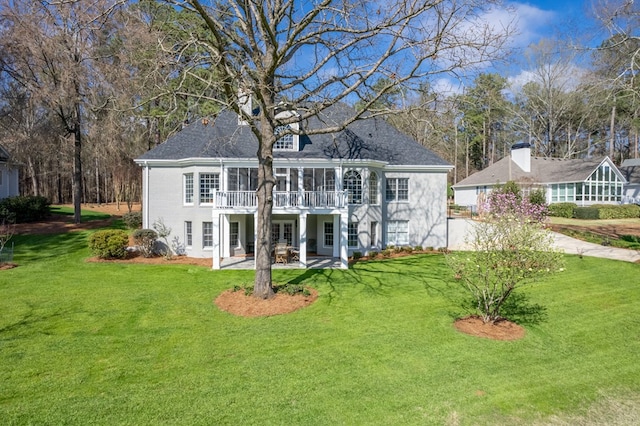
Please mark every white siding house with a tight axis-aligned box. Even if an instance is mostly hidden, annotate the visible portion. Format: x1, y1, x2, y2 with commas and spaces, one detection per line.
620, 159, 640, 204
135, 103, 452, 269
453, 143, 626, 209
0, 145, 19, 200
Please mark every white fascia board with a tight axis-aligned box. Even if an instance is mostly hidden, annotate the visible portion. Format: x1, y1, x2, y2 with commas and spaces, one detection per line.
384, 164, 453, 173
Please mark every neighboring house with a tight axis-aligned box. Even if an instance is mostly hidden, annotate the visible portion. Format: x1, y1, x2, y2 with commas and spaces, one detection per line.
135, 102, 452, 269
453, 143, 626, 208
620, 158, 640, 204
0, 144, 19, 200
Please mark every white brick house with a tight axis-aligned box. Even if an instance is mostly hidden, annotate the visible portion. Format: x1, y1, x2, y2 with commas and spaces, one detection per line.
135, 103, 452, 269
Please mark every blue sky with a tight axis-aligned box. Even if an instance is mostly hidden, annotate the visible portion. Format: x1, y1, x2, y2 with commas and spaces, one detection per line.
432, 0, 605, 95
506, 0, 601, 48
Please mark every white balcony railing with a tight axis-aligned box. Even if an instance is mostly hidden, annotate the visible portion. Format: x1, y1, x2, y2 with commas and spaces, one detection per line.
214, 190, 348, 209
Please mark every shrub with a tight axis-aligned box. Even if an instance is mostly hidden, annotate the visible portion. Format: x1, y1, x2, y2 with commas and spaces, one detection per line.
122, 211, 142, 229
548, 202, 576, 218
574, 207, 600, 220
88, 230, 129, 259
402, 246, 413, 253
528, 188, 547, 206
275, 283, 311, 297
414, 245, 423, 252
0, 196, 50, 223
369, 251, 379, 259
594, 204, 640, 219
352, 251, 362, 260
133, 229, 158, 258
381, 248, 392, 257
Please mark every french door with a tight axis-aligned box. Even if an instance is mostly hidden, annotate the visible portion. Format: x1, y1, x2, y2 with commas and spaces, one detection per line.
271, 221, 294, 246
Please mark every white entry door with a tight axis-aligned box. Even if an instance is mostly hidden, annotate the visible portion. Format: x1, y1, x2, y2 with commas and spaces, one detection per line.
271, 221, 294, 245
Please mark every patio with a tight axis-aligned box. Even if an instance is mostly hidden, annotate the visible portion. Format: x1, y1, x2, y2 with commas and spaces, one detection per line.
219, 256, 342, 270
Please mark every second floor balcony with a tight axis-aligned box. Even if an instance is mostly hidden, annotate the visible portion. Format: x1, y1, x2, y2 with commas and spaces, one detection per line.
213, 189, 349, 210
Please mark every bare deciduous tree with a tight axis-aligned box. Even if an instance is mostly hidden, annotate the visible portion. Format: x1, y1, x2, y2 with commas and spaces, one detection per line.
0, 0, 126, 222
163, 0, 514, 298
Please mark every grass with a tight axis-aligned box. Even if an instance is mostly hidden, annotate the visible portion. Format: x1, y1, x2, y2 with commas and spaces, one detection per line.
549, 217, 640, 249
1, 231, 640, 425
49, 205, 112, 221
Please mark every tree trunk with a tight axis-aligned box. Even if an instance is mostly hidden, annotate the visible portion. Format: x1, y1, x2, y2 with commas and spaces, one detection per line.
254, 136, 276, 299
610, 103, 616, 160
72, 108, 83, 224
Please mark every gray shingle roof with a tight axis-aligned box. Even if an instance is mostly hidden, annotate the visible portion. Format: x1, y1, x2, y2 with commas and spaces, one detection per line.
137, 103, 450, 167
0, 144, 10, 162
453, 155, 609, 188
621, 159, 640, 184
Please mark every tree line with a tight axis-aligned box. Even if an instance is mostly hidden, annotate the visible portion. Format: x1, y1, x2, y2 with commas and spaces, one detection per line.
0, 0, 638, 218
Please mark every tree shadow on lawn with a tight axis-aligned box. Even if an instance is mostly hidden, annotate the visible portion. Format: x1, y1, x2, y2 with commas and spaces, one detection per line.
11, 232, 91, 263
283, 254, 460, 305
283, 254, 549, 327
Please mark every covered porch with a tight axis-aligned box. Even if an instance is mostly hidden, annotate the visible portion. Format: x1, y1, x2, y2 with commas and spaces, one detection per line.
210, 201, 350, 270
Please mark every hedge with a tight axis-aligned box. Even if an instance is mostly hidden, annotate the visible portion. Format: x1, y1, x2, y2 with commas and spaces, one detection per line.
548, 203, 576, 218
0, 196, 51, 223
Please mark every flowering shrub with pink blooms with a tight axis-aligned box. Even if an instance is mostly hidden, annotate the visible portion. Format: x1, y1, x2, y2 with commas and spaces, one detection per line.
483, 191, 548, 224
447, 184, 563, 324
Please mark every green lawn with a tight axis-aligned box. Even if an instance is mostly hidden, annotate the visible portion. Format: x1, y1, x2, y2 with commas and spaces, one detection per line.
1, 231, 640, 425
49, 205, 113, 222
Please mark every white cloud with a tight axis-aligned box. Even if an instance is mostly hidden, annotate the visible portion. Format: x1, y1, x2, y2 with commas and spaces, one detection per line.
506, 2, 558, 48
507, 64, 587, 95
432, 78, 464, 97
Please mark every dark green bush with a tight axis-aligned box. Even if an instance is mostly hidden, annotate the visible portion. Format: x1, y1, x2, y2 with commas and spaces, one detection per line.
528, 188, 547, 206
548, 202, 576, 218
352, 251, 362, 260
122, 211, 142, 229
0, 196, 50, 223
88, 230, 129, 259
574, 207, 600, 220
414, 245, 423, 252
620, 234, 640, 243
133, 229, 157, 258
369, 251, 379, 259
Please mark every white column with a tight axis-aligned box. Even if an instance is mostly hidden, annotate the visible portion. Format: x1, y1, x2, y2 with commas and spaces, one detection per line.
299, 213, 307, 268
212, 213, 221, 270
332, 214, 341, 258
221, 214, 230, 257
340, 212, 349, 269
254, 212, 259, 269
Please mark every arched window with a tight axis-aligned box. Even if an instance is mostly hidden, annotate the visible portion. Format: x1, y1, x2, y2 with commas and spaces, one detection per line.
343, 170, 362, 204
274, 125, 294, 150
369, 171, 379, 205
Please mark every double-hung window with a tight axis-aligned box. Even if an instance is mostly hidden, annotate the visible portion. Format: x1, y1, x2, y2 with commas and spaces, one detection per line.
184, 173, 194, 204
324, 222, 334, 247
387, 220, 409, 246
348, 222, 359, 248
202, 222, 213, 248
386, 178, 409, 202
369, 172, 379, 205
199, 173, 220, 204
185, 221, 193, 247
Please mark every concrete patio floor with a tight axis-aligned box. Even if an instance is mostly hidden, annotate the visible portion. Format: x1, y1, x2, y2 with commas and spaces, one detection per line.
220, 256, 343, 270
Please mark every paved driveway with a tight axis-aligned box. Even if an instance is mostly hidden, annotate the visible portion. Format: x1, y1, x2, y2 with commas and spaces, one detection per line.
551, 232, 640, 263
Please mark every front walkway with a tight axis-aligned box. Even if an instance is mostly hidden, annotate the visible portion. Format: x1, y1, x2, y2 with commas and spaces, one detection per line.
220, 256, 343, 270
